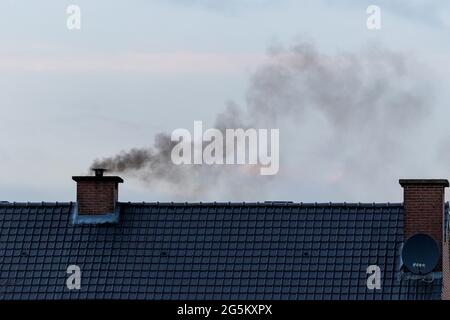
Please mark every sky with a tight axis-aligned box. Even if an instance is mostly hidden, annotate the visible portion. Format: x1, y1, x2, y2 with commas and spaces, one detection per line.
1, 0, 450, 203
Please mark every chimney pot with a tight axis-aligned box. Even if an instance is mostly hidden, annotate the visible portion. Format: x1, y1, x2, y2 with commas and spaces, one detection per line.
92, 168, 106, 177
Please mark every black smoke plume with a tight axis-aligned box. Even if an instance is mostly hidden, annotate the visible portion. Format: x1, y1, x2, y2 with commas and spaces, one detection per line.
91, 41, 432, 200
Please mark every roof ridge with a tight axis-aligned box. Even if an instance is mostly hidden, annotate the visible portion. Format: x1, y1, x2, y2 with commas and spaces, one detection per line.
0, 201, 73, 207
0, 201, 405, 208
117, 201, 403, 207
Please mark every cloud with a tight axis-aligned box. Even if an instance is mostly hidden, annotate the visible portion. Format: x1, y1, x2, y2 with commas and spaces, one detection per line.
0, 51, 265, 74
161, 0, 277, 12
164, 0, 450, 28
330, 0, 450, 29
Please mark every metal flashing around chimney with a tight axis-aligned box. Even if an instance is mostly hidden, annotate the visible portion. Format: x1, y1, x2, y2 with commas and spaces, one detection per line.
71, 176, 124, 183
399, 179, 450, 187
398, 270, 442, 282
70, 202, 120, 225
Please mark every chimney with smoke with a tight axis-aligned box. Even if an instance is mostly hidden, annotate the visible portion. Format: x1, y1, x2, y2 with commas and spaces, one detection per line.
72, 168, 123, 215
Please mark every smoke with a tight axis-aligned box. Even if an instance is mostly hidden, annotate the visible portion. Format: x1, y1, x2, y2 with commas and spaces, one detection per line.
91, 41, 433, 201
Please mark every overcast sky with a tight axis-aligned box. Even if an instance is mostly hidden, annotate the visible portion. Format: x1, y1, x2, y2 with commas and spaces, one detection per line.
1, 0, 450, 203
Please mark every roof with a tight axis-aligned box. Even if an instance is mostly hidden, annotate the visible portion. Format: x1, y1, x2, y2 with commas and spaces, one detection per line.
0, 202, 442, 300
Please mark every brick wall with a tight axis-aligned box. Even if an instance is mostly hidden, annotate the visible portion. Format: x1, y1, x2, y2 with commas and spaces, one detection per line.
76, 180, 118, 215
403, 184, 445, 244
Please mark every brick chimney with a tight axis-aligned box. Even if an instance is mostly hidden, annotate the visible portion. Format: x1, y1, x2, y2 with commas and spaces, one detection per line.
399, 179, 448, 247
72, 169, 123, 215
399, 179, 450, 300
399, 179, 448, 291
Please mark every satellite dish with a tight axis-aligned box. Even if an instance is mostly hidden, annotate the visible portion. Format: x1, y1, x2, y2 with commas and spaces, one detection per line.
401, 233, 439, 275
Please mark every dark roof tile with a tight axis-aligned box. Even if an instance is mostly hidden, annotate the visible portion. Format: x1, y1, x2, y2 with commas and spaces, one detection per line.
0, 202, 442, 300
